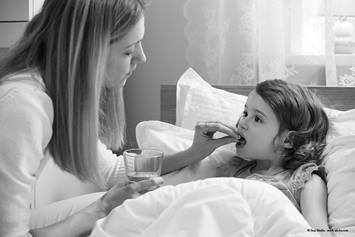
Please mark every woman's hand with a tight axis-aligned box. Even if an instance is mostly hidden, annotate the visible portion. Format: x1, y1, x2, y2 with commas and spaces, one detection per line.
189, 121, 240, 160
160, 121, 239, 174
100, 177, 164, 216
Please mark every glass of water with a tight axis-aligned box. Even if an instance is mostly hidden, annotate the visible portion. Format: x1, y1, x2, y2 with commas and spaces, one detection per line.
123, 148, 163, 182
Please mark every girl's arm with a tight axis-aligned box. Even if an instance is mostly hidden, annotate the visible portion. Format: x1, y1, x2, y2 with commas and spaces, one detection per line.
300, 174, 332, 236
161, 121, 239, 174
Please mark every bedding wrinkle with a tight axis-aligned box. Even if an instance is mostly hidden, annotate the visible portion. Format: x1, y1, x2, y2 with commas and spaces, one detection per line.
90, 178, 317, 237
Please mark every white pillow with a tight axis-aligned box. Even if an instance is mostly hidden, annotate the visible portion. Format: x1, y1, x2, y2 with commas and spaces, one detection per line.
322, 109, 355, 232
172, 68, 355, 232
176, 68, 247, 130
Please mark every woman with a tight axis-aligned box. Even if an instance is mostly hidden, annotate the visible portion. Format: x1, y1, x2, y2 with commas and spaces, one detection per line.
0, 0, 239, 236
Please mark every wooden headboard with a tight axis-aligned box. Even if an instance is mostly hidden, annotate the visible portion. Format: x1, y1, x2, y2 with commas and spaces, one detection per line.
161, 85, 355, 125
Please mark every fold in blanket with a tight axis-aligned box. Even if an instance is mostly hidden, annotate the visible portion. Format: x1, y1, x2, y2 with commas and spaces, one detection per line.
90, 178, 320, 237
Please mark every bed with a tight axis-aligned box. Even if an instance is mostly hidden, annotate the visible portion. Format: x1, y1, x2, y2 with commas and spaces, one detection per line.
90, 68, 355, 237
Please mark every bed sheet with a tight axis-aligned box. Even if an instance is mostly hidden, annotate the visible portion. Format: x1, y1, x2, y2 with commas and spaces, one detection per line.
90, 178, 318, 237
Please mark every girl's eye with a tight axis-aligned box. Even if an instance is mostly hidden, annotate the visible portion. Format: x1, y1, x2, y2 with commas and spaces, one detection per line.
242, 111, 248, 117
254, 115, 262, 123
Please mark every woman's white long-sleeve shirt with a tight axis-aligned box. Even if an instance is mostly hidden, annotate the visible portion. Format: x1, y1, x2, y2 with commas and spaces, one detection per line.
0, 71, 127, 237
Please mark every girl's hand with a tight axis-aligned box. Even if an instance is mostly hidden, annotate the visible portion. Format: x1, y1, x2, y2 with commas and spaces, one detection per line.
189, 121, 240, 160
100, 177, 164, 216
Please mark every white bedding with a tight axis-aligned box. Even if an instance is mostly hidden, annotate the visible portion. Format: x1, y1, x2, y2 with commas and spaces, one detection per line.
90, 178, 318, 237
155, 68, 355, 233
89, 68, 355, 236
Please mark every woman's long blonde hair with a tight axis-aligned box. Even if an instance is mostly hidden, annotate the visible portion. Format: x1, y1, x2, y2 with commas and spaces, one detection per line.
0, 0, 146, 182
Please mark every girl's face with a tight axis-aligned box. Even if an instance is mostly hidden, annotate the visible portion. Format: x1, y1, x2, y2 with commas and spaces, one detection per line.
236, 90, 284, 162
105, 16, 146, 88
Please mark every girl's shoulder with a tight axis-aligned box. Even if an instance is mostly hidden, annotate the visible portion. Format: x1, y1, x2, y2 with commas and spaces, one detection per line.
288, 163, 326, 193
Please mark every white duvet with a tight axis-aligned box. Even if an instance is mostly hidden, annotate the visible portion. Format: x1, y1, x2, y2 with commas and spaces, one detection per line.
90, 178, 319, 237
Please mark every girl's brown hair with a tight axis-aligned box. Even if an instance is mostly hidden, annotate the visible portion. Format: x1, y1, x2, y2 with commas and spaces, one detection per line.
256, 79, 329, 171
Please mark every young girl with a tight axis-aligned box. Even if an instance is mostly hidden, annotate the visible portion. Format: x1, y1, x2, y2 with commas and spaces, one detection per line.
217, 79, 330, 233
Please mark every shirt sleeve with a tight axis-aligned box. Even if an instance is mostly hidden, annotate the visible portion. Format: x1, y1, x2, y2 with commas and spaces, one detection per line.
96, 141, 128, 189
288, 163, 323, 198
0, 86, 53, 237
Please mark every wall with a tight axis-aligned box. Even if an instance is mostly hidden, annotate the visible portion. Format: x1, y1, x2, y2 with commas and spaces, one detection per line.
124, 0, 189, 148
0, 0, 44, 48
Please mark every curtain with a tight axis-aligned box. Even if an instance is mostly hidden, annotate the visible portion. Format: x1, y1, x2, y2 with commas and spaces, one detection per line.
184, 0, 355, 86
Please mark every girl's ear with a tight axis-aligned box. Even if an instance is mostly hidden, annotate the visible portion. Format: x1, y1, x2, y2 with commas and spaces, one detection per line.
281, 131, 293, 149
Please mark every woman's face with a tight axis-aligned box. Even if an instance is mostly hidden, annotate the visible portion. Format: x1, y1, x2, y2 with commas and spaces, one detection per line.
236, 90, 284, 162
105, 16, 146, 88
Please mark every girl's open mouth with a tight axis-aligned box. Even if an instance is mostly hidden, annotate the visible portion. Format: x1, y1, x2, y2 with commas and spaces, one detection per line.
236, 135, 246, 147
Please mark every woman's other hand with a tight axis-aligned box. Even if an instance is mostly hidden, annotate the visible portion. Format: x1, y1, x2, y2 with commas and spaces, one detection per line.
100, 177, 164, 216
189, 121, 239, 160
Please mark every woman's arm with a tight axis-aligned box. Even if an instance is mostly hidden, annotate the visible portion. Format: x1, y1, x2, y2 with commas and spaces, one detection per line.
161, 147, 200, 175
30, 201, 105, 237
30, 178, 163, 237
300, 174, 332, 236
0, 85, 55, 236
162, 121, 239, 174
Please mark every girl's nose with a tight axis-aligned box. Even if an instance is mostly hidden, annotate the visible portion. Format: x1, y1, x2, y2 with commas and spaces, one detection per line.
237, 118, 248, 130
